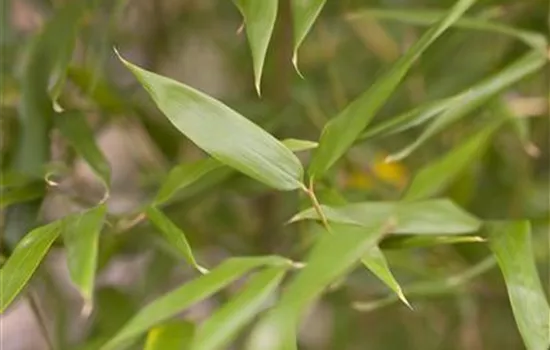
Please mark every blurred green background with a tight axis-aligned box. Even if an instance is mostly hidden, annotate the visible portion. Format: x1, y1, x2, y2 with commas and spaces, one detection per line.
1, 0, 548, 349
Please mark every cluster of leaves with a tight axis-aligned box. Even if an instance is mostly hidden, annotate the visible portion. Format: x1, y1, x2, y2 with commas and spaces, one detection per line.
1, 0, 548, 349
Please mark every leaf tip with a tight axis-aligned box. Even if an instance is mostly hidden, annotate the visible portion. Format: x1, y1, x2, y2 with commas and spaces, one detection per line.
292, 53, 305, 79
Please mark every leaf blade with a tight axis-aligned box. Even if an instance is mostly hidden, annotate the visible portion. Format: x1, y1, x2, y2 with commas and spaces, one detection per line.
291, 0, 327, 70
144, 321, 195, 350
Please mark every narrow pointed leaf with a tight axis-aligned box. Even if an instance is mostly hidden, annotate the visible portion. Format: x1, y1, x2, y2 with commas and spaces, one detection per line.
154, 159, 222, 206
63, 205, 107, 308
146, 206, 205, 273
346, 9, 546, 51
291, 0, 327, 70
102, 256, 291, 350
308, 0, 477, 178
486, 221, 550, 350
117, 53, 304, 191
234, 0, 278, 95
144, 321, 195, 350
191, 266, 287, 350
380, 234, 484, 250
0, 182, 45, 209
281, 138, 318, 152
0, 221, 62, 313
248, 222, 389, 350
56, 111, 111, 190
360, 246, 409, 307
292, 199, 480, 234
386, 50, 545, 162
403, 122, 502, 201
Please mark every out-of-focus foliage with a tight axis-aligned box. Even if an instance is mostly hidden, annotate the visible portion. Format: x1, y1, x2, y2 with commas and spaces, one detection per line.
1, 0, 548, 349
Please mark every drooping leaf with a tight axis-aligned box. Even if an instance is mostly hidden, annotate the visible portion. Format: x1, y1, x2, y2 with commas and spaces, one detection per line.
117, 52, 304, 191
144, 321, 195, 350
0, 221, 62, 313
56, 111, 111, 191
63, 205, 107, 309
346, 8, 547, 51
234, 0, 278, 95
485, 221, 550, 350
291, 0, 327, 70
0, 181, 45, 210
145, 206, 206, 273
380, 234, 484, 250
291, 199, 480, 234
102, 256, 291, 350
403, 121, 502, 201
360, 246, 409, 308
308, 0, 477, 179
386, 50, 545, 162
353, 257, 496, 312
191, 266, 288, 350
247, 222, 390, 350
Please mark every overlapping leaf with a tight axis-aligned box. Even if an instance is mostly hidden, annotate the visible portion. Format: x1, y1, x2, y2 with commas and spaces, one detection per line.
291, 0, 327, 70
144, 321, 195, 350
102, 256, 291, 350
117, 52, 304, 191
308, 0, 477, 179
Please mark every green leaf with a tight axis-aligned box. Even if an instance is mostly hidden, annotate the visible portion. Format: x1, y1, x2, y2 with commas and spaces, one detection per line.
144, 321, 195, 350
0, 182, 45, 209
63, 205, 107, 310
56, 111, 111, 191
386, 50, 545, 162
291, 0, 327, 71
117, 52, 304, 191
247, 222, 390, 350
346, 8, 547, 51
403, 122, 502, 201
0, 221, 62, 313
281, 138, 318, 152
485, 221, 550, 350
234, 0, 278, 95
380, 235, 484, 250
145, 206, 206, 273
360, 246, 409, 308
154, 159, 222, 206
308, 0, 477, 179
291, 199, 480, 234
102, 256, 291, 350
191, 266, 288, 350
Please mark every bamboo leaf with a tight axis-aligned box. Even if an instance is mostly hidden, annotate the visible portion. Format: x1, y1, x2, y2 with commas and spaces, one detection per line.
63, 205, 107, 311
117, 52, 304, 191
144, 321, 195, 350
308, 0, 477, 179
102, 256, 291, 350
386, 50, 545, 162
0, 221, 62, 313
380, 235, 484, 250
191, 266, 287, 350
146, 206, 206, 273
281, 138, 318, 152
0, 182, 45, 210
247, 222, 390, 350
291, 0, 327, 71
403, 122, 502, 201
486, 221, 550, 350
291, 199, 480, 234
234, 0, 278, 95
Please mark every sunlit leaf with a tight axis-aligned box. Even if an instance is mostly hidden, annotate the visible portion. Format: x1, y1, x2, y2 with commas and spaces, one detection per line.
291, 0, 327, 71
247, 222, 390, 350
281, 138, 318, 152
146, 206, 206, 273
346, 8, 547, 51
380, 234, 484, 250
144, 321, 195, 350
234, 0, 278, 95
63, 205, 107, 310
56, 111, 111, 191
117, 52, 304, 191
291, 199, 480, 234
102, 256, 291, 350
308, 0, 477, 179
386, 50, 545, 162
191, 266, 287, 350
0, 221, 62, 313
485, 221, 550, 350
403, 121, 502, 201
